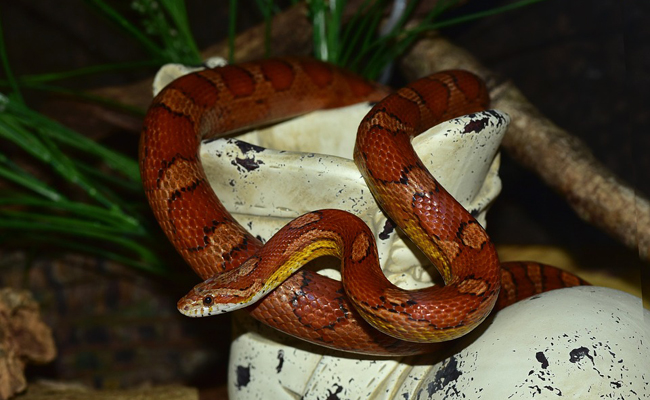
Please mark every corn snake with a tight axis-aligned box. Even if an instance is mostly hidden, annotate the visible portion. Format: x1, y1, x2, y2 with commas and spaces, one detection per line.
139, 57, 587, 355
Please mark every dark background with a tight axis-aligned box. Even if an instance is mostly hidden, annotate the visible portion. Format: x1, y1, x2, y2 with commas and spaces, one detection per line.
0, 0, 646, 390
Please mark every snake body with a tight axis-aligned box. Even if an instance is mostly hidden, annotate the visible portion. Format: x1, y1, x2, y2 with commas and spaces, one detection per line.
140, 57, 587, 356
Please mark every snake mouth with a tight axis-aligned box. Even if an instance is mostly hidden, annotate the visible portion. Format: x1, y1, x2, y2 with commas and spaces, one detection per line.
176, 291, 243, 317
176, 295, 217, 317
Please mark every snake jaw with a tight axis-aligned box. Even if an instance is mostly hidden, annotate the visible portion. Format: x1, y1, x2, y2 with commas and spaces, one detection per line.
177, 274, 266, 317
176, 291, 236, 317
176, 282, 227, 317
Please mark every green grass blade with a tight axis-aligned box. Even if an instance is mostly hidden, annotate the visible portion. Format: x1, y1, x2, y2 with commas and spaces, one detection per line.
1, 82, 146, 116
159, 0, 202, 63
310, 0, 328, 60
0, 114, 55, 165
0, 111, 122, 210
0, 156, 65, 201
229, 0, 237, 62
2, 60, 159, 85
0, 14, 23, 104
5, 100, 140, 180
340, 0, 382, 66
0, 219, 165, 273
326, 0, 346, 63
41, 237, 168, 273
74, 158, 142, 194
84, 0, 166, 59
0, 192, 141, 231
415, 0, 546, 33
254, 0, 276, 57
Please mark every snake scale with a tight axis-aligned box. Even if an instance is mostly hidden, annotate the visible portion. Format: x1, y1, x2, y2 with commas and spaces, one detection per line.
139, 57, 587, 356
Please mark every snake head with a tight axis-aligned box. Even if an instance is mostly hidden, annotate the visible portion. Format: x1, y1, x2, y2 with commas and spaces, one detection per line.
176, 284, 223, 317
176, 267, 266, 317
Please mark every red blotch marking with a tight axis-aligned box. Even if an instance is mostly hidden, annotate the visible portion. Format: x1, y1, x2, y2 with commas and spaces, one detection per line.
382, 92, 423, 129
341, 71, 377, 98
260, 59, 295, 91
452, 70, 489, 107
409, 78, 451, 122
219, 65, 255, 97
171, 73, 220, 108
301, 60, 333, 88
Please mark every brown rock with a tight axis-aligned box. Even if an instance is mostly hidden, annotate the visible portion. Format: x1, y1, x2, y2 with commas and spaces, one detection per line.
16, 382, 199, 400
0, 289, 56, 400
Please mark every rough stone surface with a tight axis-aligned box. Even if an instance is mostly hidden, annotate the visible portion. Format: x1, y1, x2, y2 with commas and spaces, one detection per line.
16, 382, 199, 400
0, 288, 56, 399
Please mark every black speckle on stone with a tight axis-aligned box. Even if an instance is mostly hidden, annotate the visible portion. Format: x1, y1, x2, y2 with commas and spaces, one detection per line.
325, 383, 344, 400
234, 156, 263, 171
536, 351, 549, 369
569, 346, 593, 364
276, 350, 284, 373
462, 117, 490, 134
235, 365, 251, 389
378, 219, 395, 240
235, 140, 266, 154
427, 356, 462, 396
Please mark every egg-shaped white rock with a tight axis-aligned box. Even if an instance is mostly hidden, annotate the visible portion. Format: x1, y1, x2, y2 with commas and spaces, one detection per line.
226, 287, 648, 399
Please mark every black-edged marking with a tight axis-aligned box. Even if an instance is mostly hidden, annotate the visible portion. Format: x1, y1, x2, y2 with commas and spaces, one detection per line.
462, 116, 490, 134
360, 151, 422, 187
350, 232, 373, 263
456, 220, 487, 250
288, 211, 323, 230
234, 139, 266, 154
363, 106, 418, 137
399, 165, 412, 185
149, 101, 194, 122
259, 58, 295, 91
156, 153, 199, 190
232, 156, 263, 172
219, 65, 256, 98
194, 69, 225, 92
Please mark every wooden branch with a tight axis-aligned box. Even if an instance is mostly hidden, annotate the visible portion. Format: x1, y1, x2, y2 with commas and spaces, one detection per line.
400, 34, 649, 261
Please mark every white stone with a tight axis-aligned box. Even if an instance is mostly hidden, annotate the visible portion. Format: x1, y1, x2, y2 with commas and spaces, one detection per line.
227, 287, 649, 399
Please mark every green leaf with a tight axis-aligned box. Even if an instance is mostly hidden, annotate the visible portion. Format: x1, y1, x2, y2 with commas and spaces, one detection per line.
84, 0, 167, 60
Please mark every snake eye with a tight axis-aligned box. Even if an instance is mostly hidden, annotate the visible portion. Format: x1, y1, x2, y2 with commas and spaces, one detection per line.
203, 295, 213, 306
